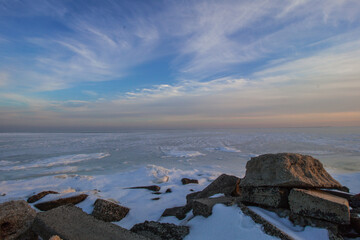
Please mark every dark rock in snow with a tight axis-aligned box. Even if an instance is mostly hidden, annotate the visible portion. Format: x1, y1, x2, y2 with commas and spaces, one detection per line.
92, 198, 130, 222
27, 191, 59, 203
165, 188, 172, 193
181, 178, 198, 185
127, 185, 161, 191
131, 221, 189, 240
151, 198, 160, 201
192, 197, 239, 217
34, 194, 88, 211
162, 206, 188, 220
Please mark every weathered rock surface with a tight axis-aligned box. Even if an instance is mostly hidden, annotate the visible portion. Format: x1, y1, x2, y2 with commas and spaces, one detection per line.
192, 197, 239, 217
181, 178, 198, 185
131, 221, 189, 240
240, 187, 289, 208
289, 188, 350, 224
351, 212, 360, 234
32, 204, 148, 240
238, 203, 294, 240
240, 153, 343, 189
34, 194, 88, 211
127, 185, 161, 191
350, 193, 360, 208
194, 174, 241, 199
320, 189, 353, 200
91, 198, 130, 222
27, 191, 59, 203
0, 200, 37, 240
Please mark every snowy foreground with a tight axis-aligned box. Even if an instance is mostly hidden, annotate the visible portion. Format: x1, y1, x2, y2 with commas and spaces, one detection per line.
1, 165, 359, 240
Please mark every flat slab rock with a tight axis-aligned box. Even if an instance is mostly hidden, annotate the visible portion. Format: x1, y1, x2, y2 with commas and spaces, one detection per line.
32, 204, 148, 240
241, 153, 343, 189
27, 191, 59, 203
131, 221, 189, 240
91, 198, 129, 222
289, 188, 350, 225
34, 194, 88, 211
0, 200, 37, 240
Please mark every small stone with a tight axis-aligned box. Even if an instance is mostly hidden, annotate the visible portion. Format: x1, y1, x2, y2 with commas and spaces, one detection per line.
165, 188, 172, 193
181, 178, 198, 185
0, 200, 37, 240
27, 191, 59, 203
151, 197, 160, 201
131, 221, 189, 240
189, 189, 194, 192
92, 199, 130, 222
162, 206, 188, 220
1, 193, 5, 196
152, 192, 162, 195
127, 185, 161, 191
34, 194, 88, 211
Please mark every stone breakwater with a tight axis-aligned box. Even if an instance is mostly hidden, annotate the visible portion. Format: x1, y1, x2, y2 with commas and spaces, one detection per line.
1, 153, 360, 240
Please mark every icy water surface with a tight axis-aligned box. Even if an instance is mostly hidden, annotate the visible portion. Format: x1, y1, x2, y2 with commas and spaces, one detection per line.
0, 127, 359, 181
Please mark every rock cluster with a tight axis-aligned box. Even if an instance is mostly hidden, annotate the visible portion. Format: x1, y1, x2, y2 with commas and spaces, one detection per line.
238, 153, 358, 239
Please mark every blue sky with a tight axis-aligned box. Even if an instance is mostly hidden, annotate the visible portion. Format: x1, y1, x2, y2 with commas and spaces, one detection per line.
0, 0, 360, 130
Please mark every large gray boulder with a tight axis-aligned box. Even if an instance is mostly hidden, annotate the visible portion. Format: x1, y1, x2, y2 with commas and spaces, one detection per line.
240, 187, 289, 208
91, 199, 129, 222
0, 200, 37, 240
131, 221, 189, 240
241, 153, 342, 189
32, 204, 148, 240
289, 188, 350, 225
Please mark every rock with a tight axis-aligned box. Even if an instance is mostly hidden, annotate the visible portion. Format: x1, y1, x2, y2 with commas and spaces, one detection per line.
27, 191, 59, 203
238, 202, 294, 240
131, 221, 189, 240
320, 189, 353, 200
192, 197, 239, 217
32, 204, 148, 240
91, 199, 130, 222
192, 174, 241, 199
0, 200, 37, 240
152, 192, 162, 195
181, 178, 198, 185
151, 198, 160, 201
161, 206, 188, 220
165, 188, 172, 193
1, 193, 6, 196
34, 194, 88, 211
127, 185, 161, 191
289, 188, 350, 224
289, 212, 339, 235
240, 153, 343, 189
351, 212, 360, 234
240, 187, 289, 208
350, 193, 360, 208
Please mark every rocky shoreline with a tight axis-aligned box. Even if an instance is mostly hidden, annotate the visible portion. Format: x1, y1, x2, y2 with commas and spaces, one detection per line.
1, 153, 360, 240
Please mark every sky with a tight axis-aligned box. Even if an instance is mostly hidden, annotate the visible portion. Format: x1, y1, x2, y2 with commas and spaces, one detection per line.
0, 0, 360, 131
